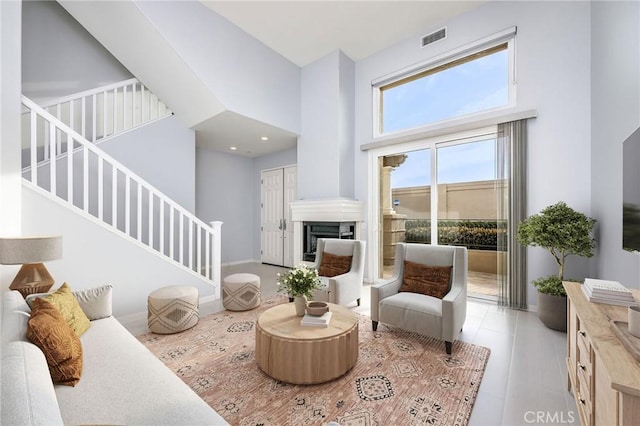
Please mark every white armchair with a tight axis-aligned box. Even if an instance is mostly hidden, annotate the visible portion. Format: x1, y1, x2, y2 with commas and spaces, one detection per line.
310, 238, 366, 307
371, 243, 468, 354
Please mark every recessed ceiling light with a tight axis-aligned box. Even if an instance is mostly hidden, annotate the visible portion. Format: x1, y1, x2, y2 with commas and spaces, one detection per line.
230, 146, 237, 150
260, 136, 269, 141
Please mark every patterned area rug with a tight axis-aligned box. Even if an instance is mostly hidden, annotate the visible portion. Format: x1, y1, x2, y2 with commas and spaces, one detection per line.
139, 296, 490, 426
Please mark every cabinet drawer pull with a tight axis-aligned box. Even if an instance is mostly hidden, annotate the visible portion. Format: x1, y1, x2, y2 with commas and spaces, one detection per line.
579, 330, 586, 337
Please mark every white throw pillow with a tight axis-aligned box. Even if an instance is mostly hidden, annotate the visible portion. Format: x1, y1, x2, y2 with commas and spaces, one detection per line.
26, 285, 113, 321
72, 285, 113, 320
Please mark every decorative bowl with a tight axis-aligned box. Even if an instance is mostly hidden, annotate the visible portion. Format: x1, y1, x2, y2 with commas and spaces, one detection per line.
306, 301, 329, 316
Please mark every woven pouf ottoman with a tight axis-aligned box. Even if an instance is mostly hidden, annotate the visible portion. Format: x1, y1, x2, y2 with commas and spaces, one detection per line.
148, 285, 199, 334
222, 273, 261, 311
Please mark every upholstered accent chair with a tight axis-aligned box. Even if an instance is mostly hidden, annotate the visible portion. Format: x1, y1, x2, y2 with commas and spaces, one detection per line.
311, 238, 366, 307
371, 243, 468, 354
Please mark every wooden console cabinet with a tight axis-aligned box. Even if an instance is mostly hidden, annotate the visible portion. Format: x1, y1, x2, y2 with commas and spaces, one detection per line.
564, 282, 640, 425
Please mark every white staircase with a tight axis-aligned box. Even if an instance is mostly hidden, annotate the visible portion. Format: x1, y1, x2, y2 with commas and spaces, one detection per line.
20, 90, 222, 289
36, 78, 172, 145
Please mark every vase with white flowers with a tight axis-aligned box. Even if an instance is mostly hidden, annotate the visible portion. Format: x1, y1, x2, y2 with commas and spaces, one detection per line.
277, 264, 321, 316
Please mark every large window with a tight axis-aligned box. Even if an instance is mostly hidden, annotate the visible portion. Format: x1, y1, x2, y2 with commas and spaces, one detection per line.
379, 43, 511, 134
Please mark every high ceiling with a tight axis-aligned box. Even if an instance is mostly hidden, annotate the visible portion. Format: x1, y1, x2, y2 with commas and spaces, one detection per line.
198, 1, 485, 157
202, 1, 484, 67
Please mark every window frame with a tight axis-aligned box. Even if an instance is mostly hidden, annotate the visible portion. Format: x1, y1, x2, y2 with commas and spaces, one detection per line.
372, 27, 517, 138
366, 125, 498, 281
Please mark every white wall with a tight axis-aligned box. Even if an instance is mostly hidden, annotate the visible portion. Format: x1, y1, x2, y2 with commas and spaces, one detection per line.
353, 1, 592, 305
196, 148, 253, 263
134, 0, 301, 135
299, 50, 357, 200
591, 1, 640, 288
298, 52, 341, 199
0, 0, 23, 286
196, 146, 297, 264
58, 0, 225, 129
21, 185, 217, 318
99, 116, 197, 212
0, 0, 22, 234
22, 0, 132, 103
252, 147, 297, 260
339, 51, 356, 200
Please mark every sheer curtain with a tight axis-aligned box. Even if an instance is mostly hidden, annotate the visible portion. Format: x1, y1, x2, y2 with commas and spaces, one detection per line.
496, 120, 528, 309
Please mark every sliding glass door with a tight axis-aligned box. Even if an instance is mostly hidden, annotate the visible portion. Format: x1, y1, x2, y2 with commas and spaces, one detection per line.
380, 130, 506, 300
435, 139, 503, 299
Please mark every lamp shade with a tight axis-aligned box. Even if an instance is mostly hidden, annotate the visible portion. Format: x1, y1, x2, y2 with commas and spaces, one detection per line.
0, 236, 63, 265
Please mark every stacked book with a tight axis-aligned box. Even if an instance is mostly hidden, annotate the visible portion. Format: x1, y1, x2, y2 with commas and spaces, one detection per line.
582, 278, 637, 306
300, 311, 333, 328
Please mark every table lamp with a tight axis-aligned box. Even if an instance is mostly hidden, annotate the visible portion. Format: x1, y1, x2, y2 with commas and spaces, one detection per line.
0, 236, 63, 297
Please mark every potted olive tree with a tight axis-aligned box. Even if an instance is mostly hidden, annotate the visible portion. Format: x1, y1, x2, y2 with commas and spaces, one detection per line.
516, 202, 596, 331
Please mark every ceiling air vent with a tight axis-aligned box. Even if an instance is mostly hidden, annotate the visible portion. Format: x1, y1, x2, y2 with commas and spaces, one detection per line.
421, 28, 446, 48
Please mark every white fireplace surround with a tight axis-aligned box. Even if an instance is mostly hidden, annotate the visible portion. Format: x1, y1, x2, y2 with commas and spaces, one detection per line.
290, 198, 365, 265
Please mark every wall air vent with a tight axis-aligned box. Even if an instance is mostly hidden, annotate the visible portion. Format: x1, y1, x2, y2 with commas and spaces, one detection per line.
421, 28, 446, 48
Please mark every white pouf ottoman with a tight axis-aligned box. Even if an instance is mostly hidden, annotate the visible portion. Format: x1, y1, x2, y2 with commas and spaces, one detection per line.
148, 285, 199, 334
222, 273, 261, 311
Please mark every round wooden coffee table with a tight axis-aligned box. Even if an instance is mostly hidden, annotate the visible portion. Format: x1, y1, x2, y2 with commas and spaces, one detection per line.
255, 302, 358, 384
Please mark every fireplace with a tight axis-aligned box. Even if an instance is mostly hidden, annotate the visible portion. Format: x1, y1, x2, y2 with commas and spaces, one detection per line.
290, 198, 365, 265
303, 221, 355, 261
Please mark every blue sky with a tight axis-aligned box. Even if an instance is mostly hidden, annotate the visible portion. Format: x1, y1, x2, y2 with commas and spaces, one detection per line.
391, 139, 497, 188
384, 49, 507, 188
382, 49, 508, 133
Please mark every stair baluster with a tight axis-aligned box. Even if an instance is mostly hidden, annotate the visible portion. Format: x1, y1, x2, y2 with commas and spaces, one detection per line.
21, 95, 221, 290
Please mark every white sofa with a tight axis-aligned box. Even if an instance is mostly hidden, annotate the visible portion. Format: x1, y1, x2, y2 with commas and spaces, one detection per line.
1, 289, 228, 425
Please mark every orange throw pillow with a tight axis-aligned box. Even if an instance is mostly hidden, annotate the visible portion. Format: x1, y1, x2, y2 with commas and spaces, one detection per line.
400, 261, 453, 299
318, 252, 353, 277
27, 298, 83, 386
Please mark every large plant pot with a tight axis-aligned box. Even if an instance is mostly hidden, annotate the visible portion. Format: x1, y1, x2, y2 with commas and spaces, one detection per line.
537, 292, 567, 332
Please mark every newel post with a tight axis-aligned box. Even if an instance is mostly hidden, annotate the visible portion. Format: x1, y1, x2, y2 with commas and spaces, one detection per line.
210, 221, 223, 298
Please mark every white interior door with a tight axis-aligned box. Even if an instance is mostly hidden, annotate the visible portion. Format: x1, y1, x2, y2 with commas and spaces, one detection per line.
261, 166, 297, 266
261, 169, 284, 265
283, 165, 297, 267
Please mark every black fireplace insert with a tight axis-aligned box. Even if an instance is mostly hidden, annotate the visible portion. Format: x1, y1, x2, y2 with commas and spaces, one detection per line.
303, 221, 355, 262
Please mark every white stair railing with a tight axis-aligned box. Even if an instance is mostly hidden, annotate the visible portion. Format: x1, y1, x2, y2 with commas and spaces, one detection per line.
21, 95, 221, 288
35, 78, 171, 145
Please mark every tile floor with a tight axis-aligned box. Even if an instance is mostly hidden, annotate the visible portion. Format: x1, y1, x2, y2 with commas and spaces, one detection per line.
221, 262, 578, 426
467, 270, 500, 297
